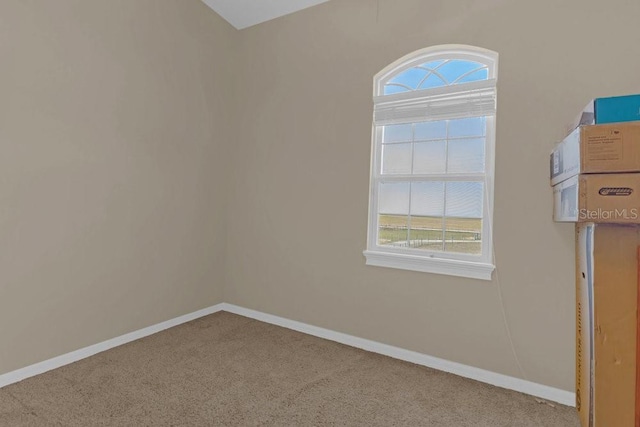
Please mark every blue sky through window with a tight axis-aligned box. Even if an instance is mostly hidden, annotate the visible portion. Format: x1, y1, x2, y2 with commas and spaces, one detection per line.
384, 59, 488, 95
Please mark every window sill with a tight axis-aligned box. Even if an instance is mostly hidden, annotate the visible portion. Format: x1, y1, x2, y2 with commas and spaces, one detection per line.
363, 250, 495, 281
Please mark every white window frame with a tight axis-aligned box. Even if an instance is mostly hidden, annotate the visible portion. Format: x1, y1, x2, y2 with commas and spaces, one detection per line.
364, 45, 498, 280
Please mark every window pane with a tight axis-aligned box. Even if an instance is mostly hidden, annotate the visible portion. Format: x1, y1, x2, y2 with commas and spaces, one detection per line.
437, 60, 484, 84
384, 85, 410, 95
444, 217, 483, 255
455, 68, 488, 84
383, 59, 489, 94
378, 214, 408, 247
409, 216, 444, 252
408, 182, 445, 252
445, 182, 484, 218
419, 73, 447, 90
448, 117, 486, 138
383, 124, 412, 143
382, 143, 412, 174
420, 60, 447, 70
413, 140, 446, 174
378, 182, 410, 215
411, 182, 445, 217
444, 182, 483, 255
447, 138, 485, 173
415, 120, 447, 141
387, 67, 428, 91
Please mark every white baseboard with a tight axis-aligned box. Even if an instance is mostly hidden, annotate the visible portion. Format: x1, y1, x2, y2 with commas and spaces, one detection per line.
0, 301, 576, 408
0, 303, 225, 389
220, 303, 576, 407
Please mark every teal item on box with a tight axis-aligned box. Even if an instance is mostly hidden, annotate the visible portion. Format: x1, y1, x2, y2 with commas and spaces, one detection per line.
594, 94, 640, 124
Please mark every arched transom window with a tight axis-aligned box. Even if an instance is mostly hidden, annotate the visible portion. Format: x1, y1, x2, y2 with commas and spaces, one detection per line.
383, 59, 489, 95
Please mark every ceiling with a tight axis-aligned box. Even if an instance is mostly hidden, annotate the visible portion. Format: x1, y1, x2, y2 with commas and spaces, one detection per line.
201, 0, 330, 30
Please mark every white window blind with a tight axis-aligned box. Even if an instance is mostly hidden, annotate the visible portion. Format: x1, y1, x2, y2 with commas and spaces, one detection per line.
374, 79, 497, 126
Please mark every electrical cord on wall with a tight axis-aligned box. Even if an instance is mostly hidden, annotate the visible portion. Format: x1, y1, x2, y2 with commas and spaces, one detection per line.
485, 179, 529, 382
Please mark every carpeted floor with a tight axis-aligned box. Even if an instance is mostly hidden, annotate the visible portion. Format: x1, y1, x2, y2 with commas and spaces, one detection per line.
0, 311, 580, 426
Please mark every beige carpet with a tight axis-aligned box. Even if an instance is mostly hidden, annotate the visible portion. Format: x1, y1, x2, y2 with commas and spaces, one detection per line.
0, 311, 579, 426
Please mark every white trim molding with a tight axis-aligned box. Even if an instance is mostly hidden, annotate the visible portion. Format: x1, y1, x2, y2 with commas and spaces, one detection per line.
363, 249, 495, 280
220, 303, 575, 407
0, 302, 574, 408
0, 304, 225, 389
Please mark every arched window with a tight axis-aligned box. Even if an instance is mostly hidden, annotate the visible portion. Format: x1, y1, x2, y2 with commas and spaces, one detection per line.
364, 45, 497, 280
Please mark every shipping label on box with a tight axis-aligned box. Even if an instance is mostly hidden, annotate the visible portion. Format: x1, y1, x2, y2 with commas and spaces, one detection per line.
568, 94, 640, 134
550, 123, 640, 186
553, 173, 640, 223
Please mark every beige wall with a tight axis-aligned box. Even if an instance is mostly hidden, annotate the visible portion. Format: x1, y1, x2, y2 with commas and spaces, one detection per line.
226, 0, 640, 391
0, 0, 236, 375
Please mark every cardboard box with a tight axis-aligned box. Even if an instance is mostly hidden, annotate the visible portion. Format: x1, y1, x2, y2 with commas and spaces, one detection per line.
553, 173, 640, 223
575, 224, 593, 427
568, 94, 640, 134
575, 223, 639, 426
550, 122, 640, 186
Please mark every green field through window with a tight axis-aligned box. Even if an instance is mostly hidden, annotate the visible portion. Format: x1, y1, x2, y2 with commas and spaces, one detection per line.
378, 214, 482, 254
